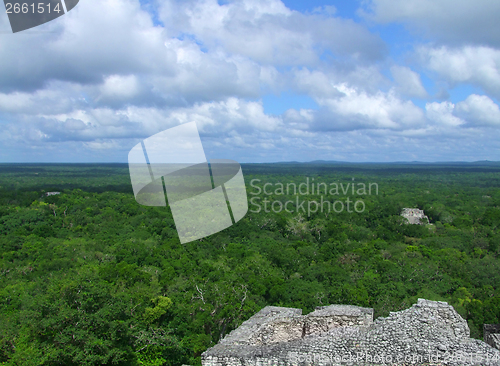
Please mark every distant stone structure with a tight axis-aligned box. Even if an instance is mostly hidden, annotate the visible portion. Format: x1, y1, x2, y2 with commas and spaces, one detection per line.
45, 192, 61, 196
484, 324, 500, 350
202, 299, 500, 365
401, 208, 429, 225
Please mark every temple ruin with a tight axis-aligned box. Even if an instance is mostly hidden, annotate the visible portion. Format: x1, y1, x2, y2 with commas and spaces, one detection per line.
202, 299, 500, 365
401, 208, 429, 225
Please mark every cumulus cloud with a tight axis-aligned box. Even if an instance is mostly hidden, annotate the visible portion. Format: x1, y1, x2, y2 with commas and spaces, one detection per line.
0, 0, 169, 92
307, 85, 426, 131
426, 95, 500, 129
0, 83, 86, 114
0, 0, 499, 162
455, 94, 500, 127
159, 0, 387, 65
0, 0, 270, 106
292, 69, 344, 99
99, 75, 140, 101
291, 65, 389, 101
1, 94, 284, 145
425, 101, 464, 127
360, 0, 500, 47
419, 46, 500, 99
390, 66, 428, 98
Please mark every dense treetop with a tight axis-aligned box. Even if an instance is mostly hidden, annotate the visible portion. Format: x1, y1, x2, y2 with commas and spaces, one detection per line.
0, 163, 499, 365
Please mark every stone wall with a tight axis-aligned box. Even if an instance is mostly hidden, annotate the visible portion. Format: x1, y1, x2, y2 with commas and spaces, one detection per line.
401, 208, 429, 225
484, 324, 500, 350
202, 299, 500, 366
218, 304, 373, 347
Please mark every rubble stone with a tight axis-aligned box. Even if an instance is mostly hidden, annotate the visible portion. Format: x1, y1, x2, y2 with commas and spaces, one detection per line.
202, 299, 500, 365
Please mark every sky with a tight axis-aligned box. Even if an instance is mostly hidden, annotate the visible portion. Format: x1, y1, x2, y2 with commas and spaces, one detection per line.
0, 0, 500, 163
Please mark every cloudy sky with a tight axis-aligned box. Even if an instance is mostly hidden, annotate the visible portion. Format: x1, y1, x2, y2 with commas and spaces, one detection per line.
1, 0, 499, 163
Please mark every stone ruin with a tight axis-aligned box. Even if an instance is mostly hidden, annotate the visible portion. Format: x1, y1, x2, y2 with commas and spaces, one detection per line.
484, 324, 500, 352
401, 208, 429, 225
202, 299, 500, 365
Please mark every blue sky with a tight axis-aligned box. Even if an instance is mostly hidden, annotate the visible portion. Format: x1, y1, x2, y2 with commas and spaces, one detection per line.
0, 0, 500, 163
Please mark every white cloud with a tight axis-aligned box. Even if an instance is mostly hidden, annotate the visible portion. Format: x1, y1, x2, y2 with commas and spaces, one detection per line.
390, 66, 428, 98
100, 75, 139, 100
361, 0, 500, 47
425, 101, 464, 127
0, 0, 168, 92
455, 94, 500, 127
159, 0, 387, 65
1, 95, 284, 145
419, 46, 500, 98
0, 83, 84, 114
84, 140, 121, 150
426, 95, 500, 128
292, 69, 343, 99
292, 66, 388, 98
312, 85, 426, 131
0, 0, 499, 162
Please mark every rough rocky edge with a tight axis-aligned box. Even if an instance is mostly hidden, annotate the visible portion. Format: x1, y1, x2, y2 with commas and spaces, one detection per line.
401, 208, 429, 225
202, 299, 500, 365
485, 325, 500, 353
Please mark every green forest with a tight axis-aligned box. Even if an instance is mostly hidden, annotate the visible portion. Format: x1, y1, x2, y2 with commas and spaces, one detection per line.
0, 162, 499, 366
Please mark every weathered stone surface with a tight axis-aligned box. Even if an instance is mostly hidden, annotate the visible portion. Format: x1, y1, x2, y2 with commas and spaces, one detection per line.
202, 299, 500, 365
401, 208, 429, 225
484, 324, 500, 351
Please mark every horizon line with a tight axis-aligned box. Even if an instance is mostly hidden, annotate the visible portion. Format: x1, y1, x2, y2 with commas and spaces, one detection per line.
0, 160, 499, 165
